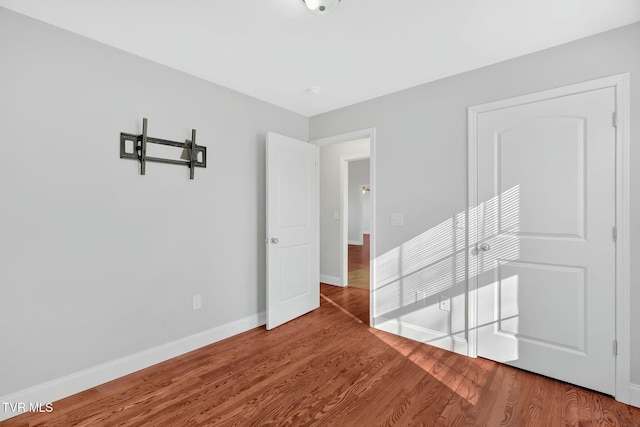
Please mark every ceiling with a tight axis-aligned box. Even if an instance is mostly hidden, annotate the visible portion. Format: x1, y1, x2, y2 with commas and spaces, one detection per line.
1, 0, 639, 117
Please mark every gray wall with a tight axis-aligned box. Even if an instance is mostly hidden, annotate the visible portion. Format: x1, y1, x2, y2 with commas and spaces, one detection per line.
0, 8, 307, 396
310, 23, 640, 384
348, 159, 370, 244
318, 138, 369, 284
2, 4, 638, 404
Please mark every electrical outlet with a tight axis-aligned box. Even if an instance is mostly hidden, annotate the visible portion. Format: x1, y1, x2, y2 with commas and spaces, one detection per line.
439, 296, 450, 312
192, 294, 202, 310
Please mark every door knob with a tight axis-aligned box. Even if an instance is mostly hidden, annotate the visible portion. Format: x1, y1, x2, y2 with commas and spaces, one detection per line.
479, 243, 491, 252
270, 237, 279, 244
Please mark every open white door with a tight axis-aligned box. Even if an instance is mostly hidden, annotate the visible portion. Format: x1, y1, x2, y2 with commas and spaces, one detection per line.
266, 132, 319, 330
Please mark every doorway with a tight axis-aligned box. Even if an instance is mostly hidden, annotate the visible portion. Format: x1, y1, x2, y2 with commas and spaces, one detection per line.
344, 158, 371, 292
313, 129, 376, 326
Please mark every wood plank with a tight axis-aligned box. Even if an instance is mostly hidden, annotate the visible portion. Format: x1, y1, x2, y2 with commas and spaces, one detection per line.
3, 286, 639, 427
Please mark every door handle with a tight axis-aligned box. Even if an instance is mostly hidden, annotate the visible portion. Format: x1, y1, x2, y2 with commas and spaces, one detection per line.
478, 243, 491, 252
270, 237, 279, 244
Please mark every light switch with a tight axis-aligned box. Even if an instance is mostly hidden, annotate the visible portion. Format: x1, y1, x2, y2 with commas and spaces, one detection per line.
391, 213, 404, 226
192, 294, 202, 310
333, 211, 340, 220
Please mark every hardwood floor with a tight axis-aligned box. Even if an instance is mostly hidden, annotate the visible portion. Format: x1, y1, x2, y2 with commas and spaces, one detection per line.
348, 234, 370, 290
4, 286, 639, 426
320, 282, 369, 325
348, 234, 370, 272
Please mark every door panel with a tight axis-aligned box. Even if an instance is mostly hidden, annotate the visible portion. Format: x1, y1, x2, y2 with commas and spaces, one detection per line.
279, 245, 311, 301
497, 261, 585, 352
266, 132, 319, 330
475, 87, 616, 395
498, 117, 585, 238
279, 151, 311, 228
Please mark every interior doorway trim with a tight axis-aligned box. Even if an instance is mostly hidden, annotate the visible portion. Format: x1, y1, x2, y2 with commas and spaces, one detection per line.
467, 73, 630, 404
312, 128, 377, 326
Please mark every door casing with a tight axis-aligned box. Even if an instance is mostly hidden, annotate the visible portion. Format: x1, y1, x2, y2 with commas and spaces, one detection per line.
341, 155, 370, 274
467, 73, 631, 403
312, 128, 377, 326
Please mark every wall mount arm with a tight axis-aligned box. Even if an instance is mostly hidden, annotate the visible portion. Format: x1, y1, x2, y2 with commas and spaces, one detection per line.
120, 118, 207, 180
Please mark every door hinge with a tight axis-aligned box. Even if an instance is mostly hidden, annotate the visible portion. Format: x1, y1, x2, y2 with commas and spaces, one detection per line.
612, 226, 617, 243
613, 339, 618, 356
612, 112, 618, 128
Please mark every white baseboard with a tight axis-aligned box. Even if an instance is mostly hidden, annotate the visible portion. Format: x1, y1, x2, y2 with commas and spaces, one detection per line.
374, 316, 468, 355
348, 239, 363, 245
0, 312, 266, 422
375, 318, 639, 408
320, 274, 344, 286
629, 383, 640, 408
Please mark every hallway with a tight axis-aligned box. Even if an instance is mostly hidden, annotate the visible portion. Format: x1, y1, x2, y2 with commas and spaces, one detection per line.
347, 233, 370, 290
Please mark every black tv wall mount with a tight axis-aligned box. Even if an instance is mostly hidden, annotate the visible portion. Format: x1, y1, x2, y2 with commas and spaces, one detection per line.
120, 118, 207, 180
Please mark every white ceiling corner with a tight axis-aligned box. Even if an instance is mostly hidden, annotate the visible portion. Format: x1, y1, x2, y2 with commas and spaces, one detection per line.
1, 0, 639, 116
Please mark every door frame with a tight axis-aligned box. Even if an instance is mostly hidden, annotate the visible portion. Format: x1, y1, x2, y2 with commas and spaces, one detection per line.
312, 128, 377, 326
467, 73, 630, 403
341, 155, 370, 262
360, 184, 371, 236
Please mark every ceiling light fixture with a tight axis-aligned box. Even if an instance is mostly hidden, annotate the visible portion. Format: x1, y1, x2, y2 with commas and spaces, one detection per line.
302, 0, 341, 15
